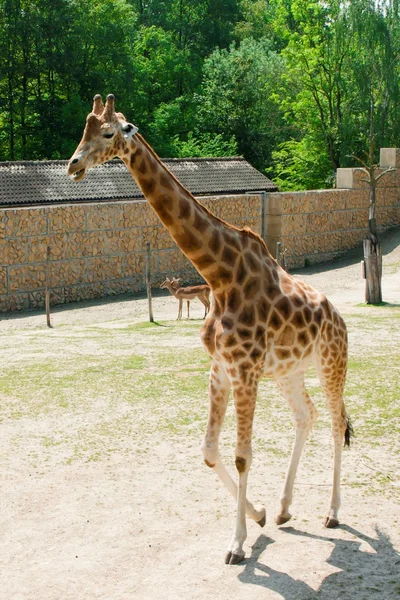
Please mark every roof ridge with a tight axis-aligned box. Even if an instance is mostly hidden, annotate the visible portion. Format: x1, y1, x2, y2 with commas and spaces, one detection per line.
0, 157, 277, 207
0, 156, 246, 167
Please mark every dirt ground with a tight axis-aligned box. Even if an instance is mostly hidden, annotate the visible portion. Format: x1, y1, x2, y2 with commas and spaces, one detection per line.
1, 229, 399, 600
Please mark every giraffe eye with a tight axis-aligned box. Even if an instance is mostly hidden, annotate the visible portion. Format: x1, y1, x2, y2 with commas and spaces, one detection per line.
103, 132, 114, 139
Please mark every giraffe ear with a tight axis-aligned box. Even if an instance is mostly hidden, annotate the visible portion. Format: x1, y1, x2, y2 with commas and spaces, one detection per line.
122, 122, 138, 138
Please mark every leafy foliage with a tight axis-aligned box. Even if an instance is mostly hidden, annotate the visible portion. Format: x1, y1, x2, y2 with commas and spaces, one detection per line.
1, 0, 400, 190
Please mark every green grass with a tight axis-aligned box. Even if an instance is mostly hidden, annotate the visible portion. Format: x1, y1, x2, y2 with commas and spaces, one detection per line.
0, 309, 399, 495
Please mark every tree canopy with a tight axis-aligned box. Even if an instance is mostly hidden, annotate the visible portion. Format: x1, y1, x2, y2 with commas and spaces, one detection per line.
1, 0, 399, 190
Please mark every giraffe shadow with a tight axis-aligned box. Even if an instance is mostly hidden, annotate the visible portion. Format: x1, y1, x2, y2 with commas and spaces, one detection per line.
238, 525, 400, 599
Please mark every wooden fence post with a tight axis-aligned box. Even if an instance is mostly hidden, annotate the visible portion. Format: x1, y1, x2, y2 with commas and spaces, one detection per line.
145, 242, 154, 322
45, 245, 52, 328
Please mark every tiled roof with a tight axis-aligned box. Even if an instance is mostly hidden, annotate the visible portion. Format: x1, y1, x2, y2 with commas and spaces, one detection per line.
0, 157, 277, 207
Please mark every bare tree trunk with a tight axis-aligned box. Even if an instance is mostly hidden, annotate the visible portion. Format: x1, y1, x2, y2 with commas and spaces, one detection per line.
363, 237, 382, 304
363, 184, 382, 304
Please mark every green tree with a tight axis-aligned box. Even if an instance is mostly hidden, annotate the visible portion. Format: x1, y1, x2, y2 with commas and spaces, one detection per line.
271, 0, 400, 190
194, 37, 286, 170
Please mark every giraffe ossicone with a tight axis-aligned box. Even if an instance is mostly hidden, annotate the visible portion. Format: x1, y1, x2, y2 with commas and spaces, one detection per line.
68, 94, 352, 565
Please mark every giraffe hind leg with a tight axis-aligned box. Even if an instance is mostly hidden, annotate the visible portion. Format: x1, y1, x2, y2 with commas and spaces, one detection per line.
316, 340, 350, 528
275, 372, 318, 525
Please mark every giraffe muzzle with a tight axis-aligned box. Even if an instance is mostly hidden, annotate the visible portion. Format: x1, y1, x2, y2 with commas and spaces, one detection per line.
67, 157, 86, 181
70, 168, 86, 181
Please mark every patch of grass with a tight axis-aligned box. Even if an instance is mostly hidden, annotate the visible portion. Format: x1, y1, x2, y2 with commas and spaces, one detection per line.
354, 302, 400, 311
1, 302, 399, 479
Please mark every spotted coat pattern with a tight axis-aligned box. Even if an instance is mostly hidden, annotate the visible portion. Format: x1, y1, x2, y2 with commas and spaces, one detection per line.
68, 94, 351, 565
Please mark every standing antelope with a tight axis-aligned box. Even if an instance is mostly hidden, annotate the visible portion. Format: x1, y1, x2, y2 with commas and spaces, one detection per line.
160, 277, 211, 319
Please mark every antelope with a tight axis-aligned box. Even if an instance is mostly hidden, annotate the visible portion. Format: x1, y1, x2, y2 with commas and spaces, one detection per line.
160, 277, 211, 319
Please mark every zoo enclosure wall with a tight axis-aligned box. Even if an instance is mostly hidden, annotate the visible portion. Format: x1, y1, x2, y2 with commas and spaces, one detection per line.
1, 148, 400, 313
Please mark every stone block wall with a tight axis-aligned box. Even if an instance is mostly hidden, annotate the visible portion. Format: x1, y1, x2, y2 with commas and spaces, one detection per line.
268, 148, 400, 268
2, 148, 400, 313
0, 194, 262, 312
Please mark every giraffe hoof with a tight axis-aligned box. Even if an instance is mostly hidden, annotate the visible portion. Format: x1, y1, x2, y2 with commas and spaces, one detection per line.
324, 517, 339, 528
257, 513, 266, 528
225, 551, 245, 565
275, 513, 292, 525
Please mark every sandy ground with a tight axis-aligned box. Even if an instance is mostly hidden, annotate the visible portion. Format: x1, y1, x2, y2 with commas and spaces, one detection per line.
1, 229, 399, 600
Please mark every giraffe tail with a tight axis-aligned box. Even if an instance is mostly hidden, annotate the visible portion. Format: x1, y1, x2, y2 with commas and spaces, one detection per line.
344, 415, 354, 448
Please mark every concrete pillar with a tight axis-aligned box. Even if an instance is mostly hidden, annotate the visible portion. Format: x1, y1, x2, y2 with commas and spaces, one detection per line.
336, 168, 354, 189
265, 193, 281, 257
380, 148, 400, 169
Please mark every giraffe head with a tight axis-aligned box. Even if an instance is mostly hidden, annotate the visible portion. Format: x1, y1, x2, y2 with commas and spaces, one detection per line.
68, 94, 138, 181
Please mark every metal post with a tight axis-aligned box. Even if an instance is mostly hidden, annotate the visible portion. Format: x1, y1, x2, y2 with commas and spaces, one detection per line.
145, 242, 154, 322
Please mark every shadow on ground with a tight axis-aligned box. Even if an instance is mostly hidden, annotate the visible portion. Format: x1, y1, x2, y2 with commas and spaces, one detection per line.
238, 525, 400, 599
292, 226, 400, 276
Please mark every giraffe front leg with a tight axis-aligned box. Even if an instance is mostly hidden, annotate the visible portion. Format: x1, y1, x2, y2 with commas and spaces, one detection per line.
201, 363, 264, 564
224, 378, 259, 565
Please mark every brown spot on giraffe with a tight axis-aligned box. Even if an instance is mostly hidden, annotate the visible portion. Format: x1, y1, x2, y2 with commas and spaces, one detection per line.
275, 348, 291, 360
275, 296, 291, 320
222, 246, 239, 265
208, 267, 232, 287
277, 325, 295, 347
179, 197, 192, 220
265, 284, 280, 300
257, 297, 269, 322
298, 331, 310, 347
244, 277, 260, 297
291, 311, 306, 329
138, 159, 147, 174
239, 305, 256, 327
160, 172, 174, 190
225, 232, 241, 253
227, 287, 241, 313
244, 251, 259, 272
209, 230, 222, 255
237, 327, 252, 340
193, 209, 210, 233
236, 257, 247, 285
194, 253, 215, 271
269, 310, 283, 331
140, 177, 156, 195
174, 226, 203, 253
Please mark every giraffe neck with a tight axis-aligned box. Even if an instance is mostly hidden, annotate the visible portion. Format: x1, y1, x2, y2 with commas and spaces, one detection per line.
120, 133, 249, 292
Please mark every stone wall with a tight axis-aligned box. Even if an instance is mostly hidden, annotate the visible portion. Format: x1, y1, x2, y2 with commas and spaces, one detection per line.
2, 148, 400, 313
267, 148, 400, 268
0, 194, 262, 312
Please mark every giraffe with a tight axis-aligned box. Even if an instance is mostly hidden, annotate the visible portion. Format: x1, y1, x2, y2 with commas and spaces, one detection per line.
68, 94, 352, 565
160, 276, 211, 319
